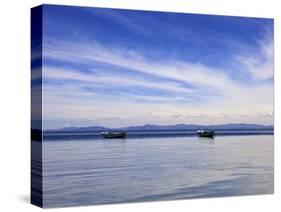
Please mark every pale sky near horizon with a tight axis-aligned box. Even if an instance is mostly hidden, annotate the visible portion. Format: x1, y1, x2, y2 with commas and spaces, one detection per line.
34, 5, 274, 129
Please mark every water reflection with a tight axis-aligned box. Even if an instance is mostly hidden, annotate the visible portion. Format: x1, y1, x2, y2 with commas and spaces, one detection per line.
42, 135, 273, 208
197, 136, 216, 144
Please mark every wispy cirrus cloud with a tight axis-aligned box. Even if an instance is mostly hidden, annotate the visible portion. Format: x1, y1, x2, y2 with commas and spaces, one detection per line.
43, 66, 195, 95
237, 39, 274, 81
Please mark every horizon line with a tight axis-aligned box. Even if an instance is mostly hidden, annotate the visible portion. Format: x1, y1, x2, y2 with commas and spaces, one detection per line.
43, 122, 274, 131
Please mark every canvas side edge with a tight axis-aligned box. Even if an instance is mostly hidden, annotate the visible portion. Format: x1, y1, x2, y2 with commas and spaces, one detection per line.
31, 5, 43, 208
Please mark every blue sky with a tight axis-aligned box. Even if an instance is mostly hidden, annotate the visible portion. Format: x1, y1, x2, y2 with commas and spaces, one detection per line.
37, 5, 274, 129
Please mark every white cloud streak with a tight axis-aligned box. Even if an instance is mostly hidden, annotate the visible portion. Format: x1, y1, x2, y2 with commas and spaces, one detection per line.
237, 38, 274, 81
43, 66, 195, 95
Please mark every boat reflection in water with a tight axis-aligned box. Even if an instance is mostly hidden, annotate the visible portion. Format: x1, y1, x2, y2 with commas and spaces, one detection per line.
101, 131, 127, 139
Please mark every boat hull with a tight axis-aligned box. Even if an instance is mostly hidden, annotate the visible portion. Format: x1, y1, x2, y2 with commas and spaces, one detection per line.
197, 130, 215, 138
101, 132, 127, 139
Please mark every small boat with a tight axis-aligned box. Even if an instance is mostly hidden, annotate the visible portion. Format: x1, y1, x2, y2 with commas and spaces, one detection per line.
101, 131, 127, 139
197, 130, 215, 138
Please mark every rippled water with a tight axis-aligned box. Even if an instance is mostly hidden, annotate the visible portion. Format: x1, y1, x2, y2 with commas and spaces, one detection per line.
41, 135, 273, 207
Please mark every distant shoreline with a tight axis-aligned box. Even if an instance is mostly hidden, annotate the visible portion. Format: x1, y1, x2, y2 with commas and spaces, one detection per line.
44, 123, 274, 133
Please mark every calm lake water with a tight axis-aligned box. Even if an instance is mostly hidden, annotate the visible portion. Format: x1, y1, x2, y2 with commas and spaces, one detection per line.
41, 134, 273, 208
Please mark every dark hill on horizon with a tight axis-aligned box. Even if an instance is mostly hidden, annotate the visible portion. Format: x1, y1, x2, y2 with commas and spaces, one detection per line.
46, 123, 273, 132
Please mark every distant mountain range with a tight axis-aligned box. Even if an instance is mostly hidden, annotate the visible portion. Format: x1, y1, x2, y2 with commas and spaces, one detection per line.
46, 123, 273, 132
